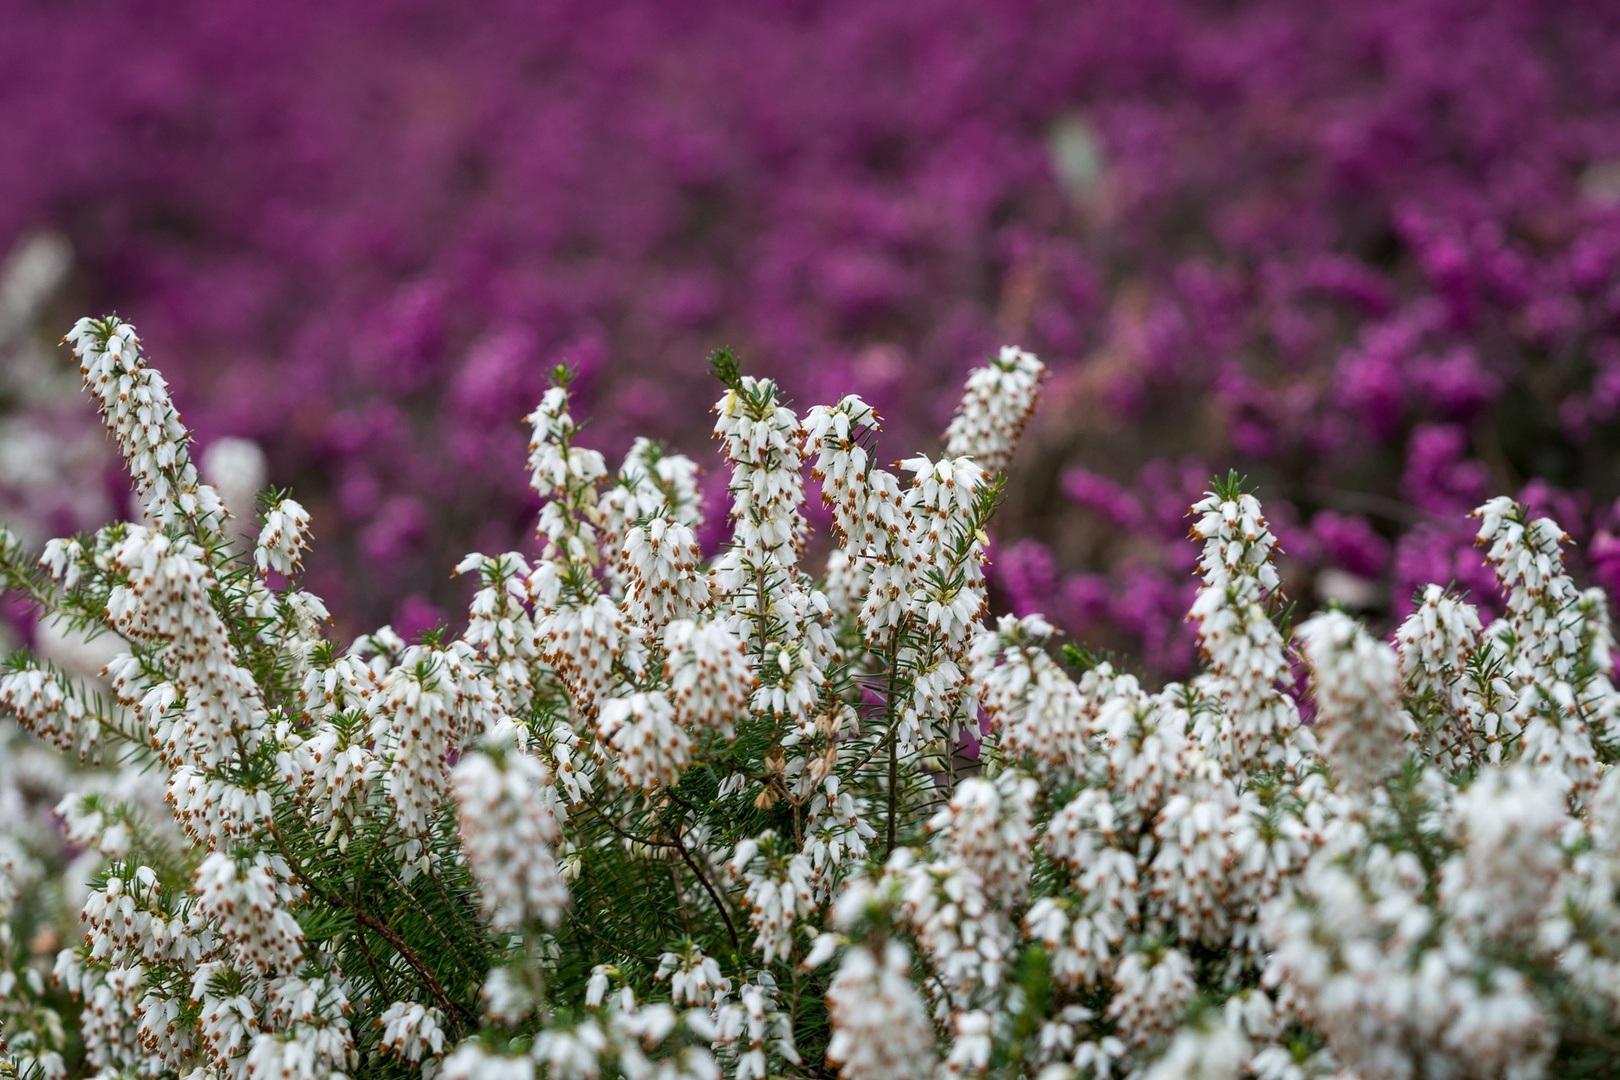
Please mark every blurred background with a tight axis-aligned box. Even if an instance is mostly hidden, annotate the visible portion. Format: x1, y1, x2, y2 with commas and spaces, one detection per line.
4, 0, 1620, 680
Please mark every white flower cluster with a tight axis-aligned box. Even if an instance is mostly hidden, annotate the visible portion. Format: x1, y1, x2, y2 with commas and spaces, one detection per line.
192, 851, 306, 977
728, 835, 815, 965
451, 723, 568, 931
10, 314, 1620, 1080
941, 345, 1046, 475
1473, 496, 1618, 791
1186, 491, 1307, 770
377, 999, 446, 1067
62, 318, 226, 531
824, 940, 937, 1080
254, 498, 311, 577
1296, 610, 1412, 793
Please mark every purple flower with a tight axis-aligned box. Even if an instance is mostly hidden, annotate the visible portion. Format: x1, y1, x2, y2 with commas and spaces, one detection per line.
2, 0, 1618, 661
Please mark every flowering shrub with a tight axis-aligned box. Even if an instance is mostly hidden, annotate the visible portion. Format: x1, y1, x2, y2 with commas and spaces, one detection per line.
5, 315, 1620, 1079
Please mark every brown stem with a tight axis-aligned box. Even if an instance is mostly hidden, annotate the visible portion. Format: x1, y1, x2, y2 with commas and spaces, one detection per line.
274, 832, 475, 1026
886, 722, 898, 858
669, 821, 743, 959
884, 625, 903, 861
346, 901, 475, 1025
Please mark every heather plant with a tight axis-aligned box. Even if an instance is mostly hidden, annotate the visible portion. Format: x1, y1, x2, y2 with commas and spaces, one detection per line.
5, 0, 1620, 659
5, 317, 1620, 1080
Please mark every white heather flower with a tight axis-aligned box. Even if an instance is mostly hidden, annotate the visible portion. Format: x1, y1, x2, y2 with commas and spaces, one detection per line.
584, 964, 613, 1009
194, 966, 263, 1068
901, 454, 986, 539
1023, 1003, 1101, 1071
166, 767, 274, 850
1436, 963, 1555, 1080
277, 717, 382, 847
62, 317, 227, 530
1106, 949, 1196, 1049
377, 1000, 446, 1066
5, 1051, 68, 1080
1262, 772, 1562, 1080
538, 593, 643, 716
1296, 610, 1413, 793
527, 385, 608, 564
597, 690, 689, 790
1044, 790, 1140, 922
532, 1020, 608, 1080
1187, 491, 1303, 771
0, 663, 103, 761
942, 345, 1046, 475
298, 649, 382, 722
371, 645, 486, 839
803, 395, 902, 557
710, 977, 801, 1080
1094, 680, 1190, 818
0, 836, 26, 943
106, 526, 270, 774
662, 619, 754, 740
529, 715, 594, 806
264, 974, 351, 1030
623, 516, 709, 625
1473, 496, 1613, 791
39, 535, 88, 588
891, 846, 1016, 1002
1396, 584, 1489, 770
456, 552, 542, 713
1140, 1015, 1246, 1080
481, 966, 537, 1027
55, 791, 119, 854
248, 981, 356, 1080
1227, 785, 1322, 929
245, 1026, 355, 1080
137, 984, 199, 1072
38, 311, 1620, 1080
1148, 758, 1239, 944
825, 941, 937, 1080
443, 1042, 536, 1080
598, 438, 705, 588
970, 616, 1090, 781
1442, 765, 1570, 942
79, 963, 147, 1073
747, 601, 831, 725
712, 375, 806, 571
929, 771, 1037, 907
451, 733, 569, 930
79, 864, 171, 967
655, 946, 730, 1008
254, 498, 312, 576
608, 997, 720, 1080
1024, 895, 1120, 990
729, 835, 816, 965
192, 851, 306, 976
709, 376, 833, 737
942, 1009, 992, 1079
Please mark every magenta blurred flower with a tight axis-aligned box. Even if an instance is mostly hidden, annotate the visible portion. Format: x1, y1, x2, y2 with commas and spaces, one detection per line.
1, 0, 1618, 665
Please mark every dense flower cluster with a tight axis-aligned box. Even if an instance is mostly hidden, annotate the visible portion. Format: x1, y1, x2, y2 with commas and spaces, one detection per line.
5, 315, 1620, 1079
3, 0, 1620, 659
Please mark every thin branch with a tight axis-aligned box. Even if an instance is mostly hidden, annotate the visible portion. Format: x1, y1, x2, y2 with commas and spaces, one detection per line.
274, 832, 475, 1026
344, 901, 476, 1026
669, 821, 743, 959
